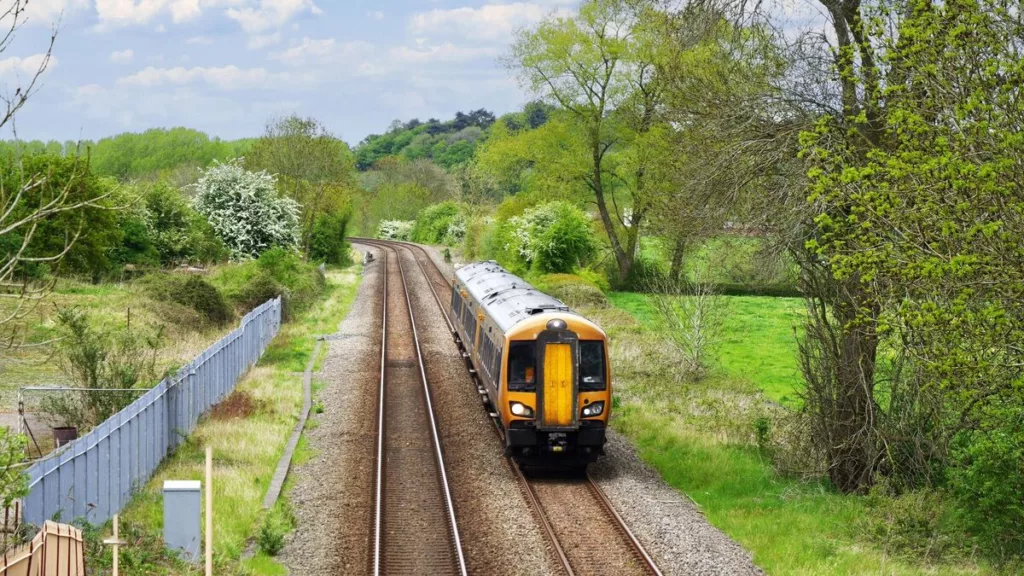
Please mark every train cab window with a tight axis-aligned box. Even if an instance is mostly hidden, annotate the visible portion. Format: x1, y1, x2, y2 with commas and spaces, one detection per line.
579, 341, 606, 391
508, 342, 536, 391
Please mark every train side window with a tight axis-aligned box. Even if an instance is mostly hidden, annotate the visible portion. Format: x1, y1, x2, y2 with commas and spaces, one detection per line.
508, 342, 536, 391
451, 290, 462, 316
493, 348, 502, 383
579, 341, 606, 391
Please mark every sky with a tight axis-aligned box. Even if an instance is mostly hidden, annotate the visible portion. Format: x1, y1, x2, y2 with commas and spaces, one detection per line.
0, 0, 578, 146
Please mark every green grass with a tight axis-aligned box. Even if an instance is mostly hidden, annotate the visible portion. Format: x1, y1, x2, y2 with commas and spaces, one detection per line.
616, 407, 986, 575
88, 264, 363, 575
608, 292, 805, 406
593, 293, 989, 575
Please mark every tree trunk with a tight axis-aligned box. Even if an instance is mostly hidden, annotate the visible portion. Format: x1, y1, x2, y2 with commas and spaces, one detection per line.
669, 237, 686, 283
590, 145, 633, 283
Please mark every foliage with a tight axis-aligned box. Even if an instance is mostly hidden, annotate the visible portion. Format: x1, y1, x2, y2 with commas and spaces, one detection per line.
245, 116, 356, 256
375, 220, 413, 241
43, 307, 163, 430
531, 273, 608, 308
0, 427, 27, 508
192, 160, 301, 260
143, 182, 228, 266
0, 154, 119, 280
256, 503, 295, 556
499, 201, 597, 274
646, 268, 725, 381
140, 273, 234, 327
308, 210, 352, 265
355, 109, 496, 170
411, 201, 465, 245
212, 247, 325, 319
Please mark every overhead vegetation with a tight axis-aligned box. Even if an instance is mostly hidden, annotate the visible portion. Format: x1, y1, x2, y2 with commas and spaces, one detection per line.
355, 109, 497, 170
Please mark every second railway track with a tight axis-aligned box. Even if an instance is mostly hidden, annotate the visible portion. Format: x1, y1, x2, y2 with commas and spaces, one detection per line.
366, 242, 468, 576
354, 238, 663, 576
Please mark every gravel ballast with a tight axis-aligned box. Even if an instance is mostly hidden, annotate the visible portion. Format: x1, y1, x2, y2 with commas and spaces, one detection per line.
279, 246, 383, 574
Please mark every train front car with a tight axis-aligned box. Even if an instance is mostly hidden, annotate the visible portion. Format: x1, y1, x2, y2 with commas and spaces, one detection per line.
452, 262, 610, 471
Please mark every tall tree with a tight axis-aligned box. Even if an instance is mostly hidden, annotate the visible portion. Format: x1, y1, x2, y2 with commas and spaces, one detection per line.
509, 0, 663, 284
245, 115, 355, 255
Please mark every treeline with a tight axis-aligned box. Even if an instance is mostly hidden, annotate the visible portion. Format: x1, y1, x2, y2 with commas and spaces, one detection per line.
361, 0, 1024, 566
0, 128, 253, 181
355, 105, 554, 171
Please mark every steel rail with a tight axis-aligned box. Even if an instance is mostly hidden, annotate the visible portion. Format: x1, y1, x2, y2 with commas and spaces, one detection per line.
357, 240, 468, 576
353, 238, 661, 576
371, 245, 388, 576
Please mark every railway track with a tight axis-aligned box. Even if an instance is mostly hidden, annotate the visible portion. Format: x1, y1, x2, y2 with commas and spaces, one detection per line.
361, 242, 468, 576
353, 238, 663, 576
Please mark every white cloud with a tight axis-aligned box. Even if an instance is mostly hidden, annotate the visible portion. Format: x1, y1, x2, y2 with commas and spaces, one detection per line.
272, 37, 374, 68
247, 32, 282, 50
226, 0, 322, 34
186, 36, 215, 45
367, 10, 384, 20
388, 43, 498, 65
0, 54, 58, 77
110, 49, 135, 63
117, 65, 284, 90
409, 2, 573, 42
22, 0, 89, 24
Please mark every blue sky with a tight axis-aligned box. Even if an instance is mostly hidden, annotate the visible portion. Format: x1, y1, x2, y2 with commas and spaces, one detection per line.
0, 0, 577, 145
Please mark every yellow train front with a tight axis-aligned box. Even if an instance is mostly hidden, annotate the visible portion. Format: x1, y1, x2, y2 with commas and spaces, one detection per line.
451, 262, 610, 470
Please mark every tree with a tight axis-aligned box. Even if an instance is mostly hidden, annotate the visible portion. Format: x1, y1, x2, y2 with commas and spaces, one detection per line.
192, 160, 300, 260
245, 115, 355, 256
509, 0, 664, 284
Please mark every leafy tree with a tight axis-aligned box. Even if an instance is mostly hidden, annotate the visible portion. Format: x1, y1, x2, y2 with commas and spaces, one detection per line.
309, 210, 352, 265
143, 183, 227, 266
245, 115, 356, 256
508, 0, 666, 284
192, 160, 300, 260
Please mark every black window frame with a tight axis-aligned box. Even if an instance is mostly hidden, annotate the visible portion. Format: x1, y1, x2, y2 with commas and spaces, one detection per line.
578, 340, 607, 391
507, 341, 537, 391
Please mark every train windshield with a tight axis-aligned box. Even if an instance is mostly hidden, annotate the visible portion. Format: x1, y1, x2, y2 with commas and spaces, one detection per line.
508, 341, 537, 391
579, 341, 606, 391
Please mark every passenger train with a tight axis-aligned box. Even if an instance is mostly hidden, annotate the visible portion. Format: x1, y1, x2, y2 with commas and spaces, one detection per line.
451, 261, 610, 470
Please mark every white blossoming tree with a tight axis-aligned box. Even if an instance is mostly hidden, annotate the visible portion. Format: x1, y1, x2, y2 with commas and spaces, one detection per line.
193, 160, 301, 260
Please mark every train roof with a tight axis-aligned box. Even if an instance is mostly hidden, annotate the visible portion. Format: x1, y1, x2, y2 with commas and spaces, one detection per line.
454, 261, 577, 333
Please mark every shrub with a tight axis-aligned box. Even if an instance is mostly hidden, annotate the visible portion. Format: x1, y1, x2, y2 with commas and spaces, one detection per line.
212, 247, 325, 319
411, 201, 466, 245
376, 219, 413, 240
43, 308, 163, 431
532, 273, 608, 308
949, 427, 1024, 560
860, 486, 962, 562
140, 273, 233, 326
257, 503, 296, 556
192, 160, 301, 260
497, 201, 597, 274
144, 182, 228, 266
309, 210, 352, 265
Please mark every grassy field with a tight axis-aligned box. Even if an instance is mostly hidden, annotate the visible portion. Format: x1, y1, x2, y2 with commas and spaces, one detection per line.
0, 278, 233, 429
608, 292, 805, 406
596, 292, 990, 575
82, 265, 362, 574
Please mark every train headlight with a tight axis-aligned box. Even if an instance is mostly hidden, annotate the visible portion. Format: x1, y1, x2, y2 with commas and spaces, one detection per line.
581, 401, 605, 417
510, 402, 534, 418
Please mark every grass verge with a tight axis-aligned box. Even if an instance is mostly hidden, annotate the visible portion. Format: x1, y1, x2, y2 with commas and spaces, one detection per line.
81, 264, 362, 574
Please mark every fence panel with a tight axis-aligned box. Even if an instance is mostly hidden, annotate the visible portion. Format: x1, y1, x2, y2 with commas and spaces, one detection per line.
21, 297, 282, 526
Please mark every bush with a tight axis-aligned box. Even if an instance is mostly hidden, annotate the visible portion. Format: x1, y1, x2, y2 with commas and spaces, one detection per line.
256, 504, 294, 556
43, 308, 163, 431
212, 247, 325, 319
497, 201, 597, 274
411, 201, 465, 245
376, 219, 413, 240
144, 182, 228, 266
615, 252, 666, 291
309, 210, 352, 265
532, 273, 608, 308
192, 159, 301, 260
860, 486, 962, 562
949, 427, 1024, 560
140, 273, 233, 326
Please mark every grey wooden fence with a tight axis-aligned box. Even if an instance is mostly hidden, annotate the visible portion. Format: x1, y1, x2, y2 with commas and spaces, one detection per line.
21, 297, 282, 526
